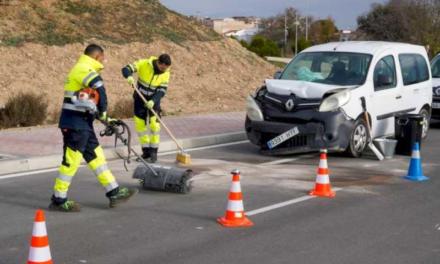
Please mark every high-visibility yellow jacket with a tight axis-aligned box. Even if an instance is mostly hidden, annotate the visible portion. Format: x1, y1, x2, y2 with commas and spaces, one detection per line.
125, 56, 170, 97
59, 54, 107, 130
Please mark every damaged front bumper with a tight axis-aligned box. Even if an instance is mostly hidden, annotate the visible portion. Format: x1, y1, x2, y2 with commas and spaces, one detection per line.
245, 109, 355, 155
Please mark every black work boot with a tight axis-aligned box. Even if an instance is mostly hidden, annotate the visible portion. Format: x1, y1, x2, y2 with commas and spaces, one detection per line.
49, 195, 81, 212
107, 187, 138, 208
141, 147, 151, 159
150, 148, 158, 163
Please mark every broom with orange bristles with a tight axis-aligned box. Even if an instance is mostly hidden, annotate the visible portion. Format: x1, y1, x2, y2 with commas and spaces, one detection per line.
130, 84, 191, 165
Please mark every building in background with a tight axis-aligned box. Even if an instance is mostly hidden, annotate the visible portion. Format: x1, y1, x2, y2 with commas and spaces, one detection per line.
202, 17, 261, 43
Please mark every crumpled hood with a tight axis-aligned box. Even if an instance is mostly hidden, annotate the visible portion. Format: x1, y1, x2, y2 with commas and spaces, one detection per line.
265, 79, 350, 99
433, 78, 440, 88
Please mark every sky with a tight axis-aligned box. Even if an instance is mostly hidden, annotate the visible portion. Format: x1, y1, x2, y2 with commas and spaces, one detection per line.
159, 0, 388, 30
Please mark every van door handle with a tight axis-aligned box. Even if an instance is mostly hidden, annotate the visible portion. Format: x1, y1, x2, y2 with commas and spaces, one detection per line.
396, 95, 402, 99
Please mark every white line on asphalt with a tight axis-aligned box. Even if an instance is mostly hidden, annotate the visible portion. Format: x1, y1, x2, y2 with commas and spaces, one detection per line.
246, 188, 343, 216
159, 140, 250, 156
0, 168, 59, 180
0, 165, 85, 180
0, 141, 250, 179
260, 155, 314, 166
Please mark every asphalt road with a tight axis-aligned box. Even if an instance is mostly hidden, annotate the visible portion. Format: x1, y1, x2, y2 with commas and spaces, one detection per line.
1, 125, 440, 263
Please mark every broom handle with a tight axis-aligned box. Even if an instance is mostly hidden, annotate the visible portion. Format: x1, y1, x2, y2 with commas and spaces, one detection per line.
131, 84, 185, 152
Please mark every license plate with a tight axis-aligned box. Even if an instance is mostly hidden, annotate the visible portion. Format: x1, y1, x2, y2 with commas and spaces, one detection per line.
267, 127, 300, 149
432, 102, 440, 109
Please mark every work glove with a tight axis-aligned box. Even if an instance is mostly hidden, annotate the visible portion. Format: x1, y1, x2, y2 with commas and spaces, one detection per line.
99, 111, 117, 123
127, 76, 135, 86
145, 100, 154, 110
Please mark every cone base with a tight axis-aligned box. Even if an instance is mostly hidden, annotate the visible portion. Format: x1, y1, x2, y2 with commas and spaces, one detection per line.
309, 189, 335, 198
217, 216, 254, 227
404, 175, 429, 182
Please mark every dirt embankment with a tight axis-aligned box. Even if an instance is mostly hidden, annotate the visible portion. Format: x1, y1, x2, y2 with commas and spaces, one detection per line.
0, 38, 276, 122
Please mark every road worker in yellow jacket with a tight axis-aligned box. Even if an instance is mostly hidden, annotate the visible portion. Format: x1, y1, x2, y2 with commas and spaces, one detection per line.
121, 54, 171, 163
50, 44, 137, 212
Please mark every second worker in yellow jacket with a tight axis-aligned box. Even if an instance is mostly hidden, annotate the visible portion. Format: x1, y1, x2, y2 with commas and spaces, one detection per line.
121, 54, 171, 163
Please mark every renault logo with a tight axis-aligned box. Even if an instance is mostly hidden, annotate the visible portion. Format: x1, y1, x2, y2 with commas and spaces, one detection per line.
435, 86, 440, 96
285, 99, 295, 111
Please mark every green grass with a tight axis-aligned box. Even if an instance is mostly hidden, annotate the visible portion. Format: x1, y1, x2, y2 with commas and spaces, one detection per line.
2, 36, 25, 46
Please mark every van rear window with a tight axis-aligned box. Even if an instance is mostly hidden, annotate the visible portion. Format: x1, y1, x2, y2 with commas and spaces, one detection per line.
399, 54, 430, 85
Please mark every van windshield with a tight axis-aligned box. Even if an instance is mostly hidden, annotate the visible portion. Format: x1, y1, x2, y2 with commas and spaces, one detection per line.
280, 52, 373, 86
431, 55, 440, 78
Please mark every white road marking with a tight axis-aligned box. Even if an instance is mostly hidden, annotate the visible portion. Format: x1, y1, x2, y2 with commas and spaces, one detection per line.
159, 140, 250, 156
0, 166, 85, 180
260, 155, 314, 166
0, 168, 59, 180
0, 141, 250, 179
246, 188, 343, 216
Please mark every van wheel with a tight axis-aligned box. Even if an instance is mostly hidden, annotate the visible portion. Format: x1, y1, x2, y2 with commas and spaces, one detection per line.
419, 108, 430, 140
346, 118, 368, 158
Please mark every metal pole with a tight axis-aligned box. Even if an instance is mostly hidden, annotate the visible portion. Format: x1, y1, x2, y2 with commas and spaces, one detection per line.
295, 19, 299, 55
284, 12, 288, 56
305, 16, 308, 41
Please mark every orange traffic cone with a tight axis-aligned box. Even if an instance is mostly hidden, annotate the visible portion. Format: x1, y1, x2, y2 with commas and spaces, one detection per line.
217, 169, 253, 227
309, 149, 335, 198
27, 209, 53, 264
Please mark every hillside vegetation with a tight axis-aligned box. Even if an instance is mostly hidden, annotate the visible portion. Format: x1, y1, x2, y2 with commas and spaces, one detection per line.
0, 0, 220, 46
0, 0, 277, 127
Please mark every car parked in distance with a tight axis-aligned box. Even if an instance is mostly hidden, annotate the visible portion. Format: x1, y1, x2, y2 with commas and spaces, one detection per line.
246, 41, 432, 157
430, 54, 440, 118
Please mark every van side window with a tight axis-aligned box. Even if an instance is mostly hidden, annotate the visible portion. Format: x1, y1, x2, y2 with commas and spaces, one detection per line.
399, 54, 429, 85
373, 55, 397, 91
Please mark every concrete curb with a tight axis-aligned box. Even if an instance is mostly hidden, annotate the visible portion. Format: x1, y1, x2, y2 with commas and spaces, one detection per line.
0, 131, 247, 176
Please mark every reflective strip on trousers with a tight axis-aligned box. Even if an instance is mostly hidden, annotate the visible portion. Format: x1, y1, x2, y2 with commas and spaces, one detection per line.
54, 190, 67, 199
227, 200, 244, 211
137, 131, 150, 138
104, 181, 119, 192
57, 173, 74, 184
93, 164, 110, 177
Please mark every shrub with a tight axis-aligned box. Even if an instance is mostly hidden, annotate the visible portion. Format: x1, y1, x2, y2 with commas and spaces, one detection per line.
0, 92, 47, 128
109, 98, 133, 119
247, 35, 281, 57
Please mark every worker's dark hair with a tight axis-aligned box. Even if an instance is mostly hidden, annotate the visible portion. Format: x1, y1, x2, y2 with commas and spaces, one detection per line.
158, 53, 171, 66
84, 44, 104, 56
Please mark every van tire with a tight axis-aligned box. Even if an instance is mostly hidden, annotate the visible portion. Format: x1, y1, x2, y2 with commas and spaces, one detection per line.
419, 108, 430, 140
345, 118, 368, 158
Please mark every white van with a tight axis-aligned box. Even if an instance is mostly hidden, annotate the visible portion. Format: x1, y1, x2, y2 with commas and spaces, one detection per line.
430, 54, 440, 118
246, 41, 432, 157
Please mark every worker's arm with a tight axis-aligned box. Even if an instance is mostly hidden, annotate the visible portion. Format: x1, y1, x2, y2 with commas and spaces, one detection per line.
151, 72, 170, 104
88, 75, 107, 114
121, 63, 136, 78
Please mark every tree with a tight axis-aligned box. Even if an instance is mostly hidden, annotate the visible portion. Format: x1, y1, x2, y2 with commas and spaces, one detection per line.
309, 18, 338, 44
292, 37, 312, 54
259, 7, 312, 55
357, 0, 440, 57
248, 35, 281, 57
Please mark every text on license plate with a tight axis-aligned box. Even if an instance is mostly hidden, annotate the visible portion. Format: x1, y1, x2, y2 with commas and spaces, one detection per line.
267, 127, 300, 149
432, 102, 440, 109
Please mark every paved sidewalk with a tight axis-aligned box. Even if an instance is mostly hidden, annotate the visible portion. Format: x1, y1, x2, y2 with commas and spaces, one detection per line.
0, 112, 246, 160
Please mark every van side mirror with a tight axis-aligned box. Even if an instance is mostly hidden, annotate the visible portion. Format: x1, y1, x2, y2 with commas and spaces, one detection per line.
377, 74, 393, 87
274, 71, 282, 79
